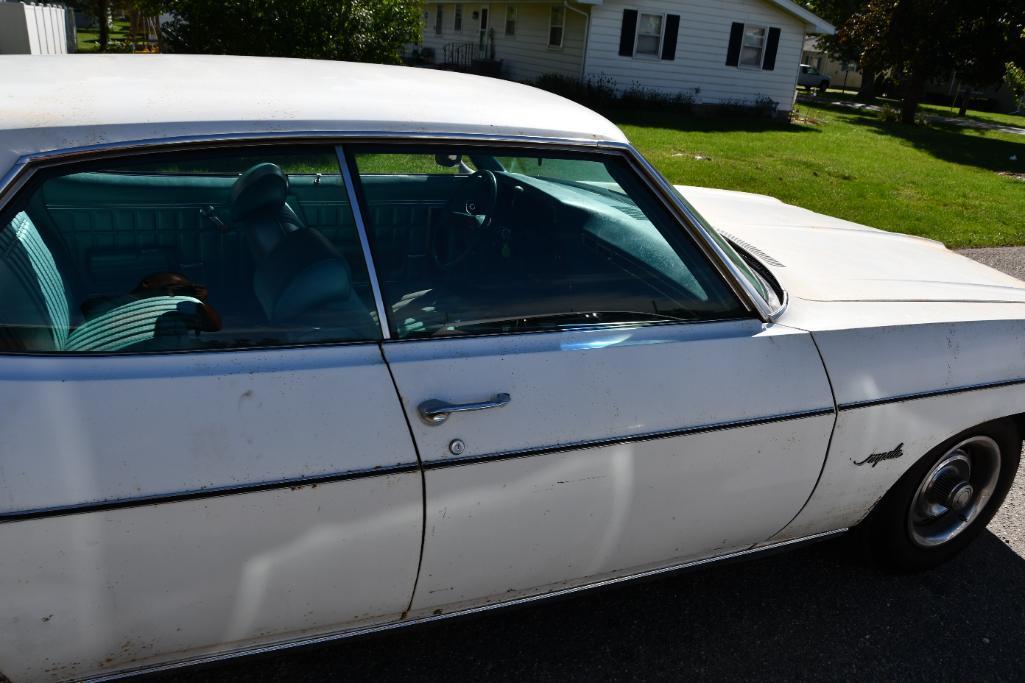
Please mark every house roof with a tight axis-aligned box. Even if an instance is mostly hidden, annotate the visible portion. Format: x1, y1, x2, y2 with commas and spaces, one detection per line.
0, 55, 628, 178
765, 0, 835, 34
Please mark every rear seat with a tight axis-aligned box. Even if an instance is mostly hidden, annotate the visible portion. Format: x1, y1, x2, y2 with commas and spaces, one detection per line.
0, 212, 210, 352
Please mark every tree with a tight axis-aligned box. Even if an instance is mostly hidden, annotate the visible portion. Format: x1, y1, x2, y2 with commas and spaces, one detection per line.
159, 0, 423, 64
847, 0, 1025, 123
66, 0, 111, 50
1007, 62, 1025, 112
799, 0, 881, 100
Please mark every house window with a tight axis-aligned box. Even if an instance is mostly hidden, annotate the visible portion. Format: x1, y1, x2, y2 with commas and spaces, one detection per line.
505, 5, 517, 36
634, 13, 664, 56
479, 6, 489, 48
434, 4, 444, 35
454, 4, 462, 31
549, 6, 564, 47
740, 25, 766, 67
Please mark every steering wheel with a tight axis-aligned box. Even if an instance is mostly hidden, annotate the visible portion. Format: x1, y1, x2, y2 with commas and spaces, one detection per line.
432, 170, 499, 270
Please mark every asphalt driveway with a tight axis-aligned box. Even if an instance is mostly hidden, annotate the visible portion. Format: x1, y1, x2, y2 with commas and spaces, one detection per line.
152, 248, 1025, 683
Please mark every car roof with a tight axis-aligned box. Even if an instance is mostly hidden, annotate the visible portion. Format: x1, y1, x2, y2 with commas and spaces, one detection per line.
0, 54, 628, 178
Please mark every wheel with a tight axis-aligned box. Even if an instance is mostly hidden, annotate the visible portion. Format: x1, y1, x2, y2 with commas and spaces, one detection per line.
818, 80, 830, 94
864, 419, 1020, 571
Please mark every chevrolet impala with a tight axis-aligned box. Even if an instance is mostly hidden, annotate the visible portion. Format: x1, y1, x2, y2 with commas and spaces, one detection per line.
1, 55, 1023, 681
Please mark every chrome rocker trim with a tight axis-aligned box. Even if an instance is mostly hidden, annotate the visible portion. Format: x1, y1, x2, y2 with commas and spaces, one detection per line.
85, 528, 848, 682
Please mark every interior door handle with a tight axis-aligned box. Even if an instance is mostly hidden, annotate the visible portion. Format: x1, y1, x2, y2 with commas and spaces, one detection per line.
418, 393, 511, 425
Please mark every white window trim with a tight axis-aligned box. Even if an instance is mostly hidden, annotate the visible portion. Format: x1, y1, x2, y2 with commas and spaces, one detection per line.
505, 5, 516, 37
738, 23, 769, 70
548, 5, 565, 49
632, 10, 666, 60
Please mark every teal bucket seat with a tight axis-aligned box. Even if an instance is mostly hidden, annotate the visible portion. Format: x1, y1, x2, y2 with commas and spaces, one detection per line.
0, 211, 213, 353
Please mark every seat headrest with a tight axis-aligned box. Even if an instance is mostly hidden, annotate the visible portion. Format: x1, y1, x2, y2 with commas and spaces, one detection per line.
230, 163, 289, 221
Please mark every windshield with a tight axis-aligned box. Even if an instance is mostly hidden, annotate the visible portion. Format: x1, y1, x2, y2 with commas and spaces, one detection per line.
494, 153, 778, 311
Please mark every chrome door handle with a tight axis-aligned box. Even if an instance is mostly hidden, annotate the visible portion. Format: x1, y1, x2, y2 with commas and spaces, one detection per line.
418, 393, 511, 425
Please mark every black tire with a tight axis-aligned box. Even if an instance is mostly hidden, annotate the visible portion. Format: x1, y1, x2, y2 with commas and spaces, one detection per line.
818, 80, 830, 93
863, 418, 1021, 572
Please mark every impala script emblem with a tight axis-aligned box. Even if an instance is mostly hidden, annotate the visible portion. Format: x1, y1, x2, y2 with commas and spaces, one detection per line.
853, 443, 904, 467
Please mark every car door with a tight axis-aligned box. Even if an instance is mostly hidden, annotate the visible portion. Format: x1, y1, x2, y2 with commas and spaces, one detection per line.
347, 144, 835, 616
0, 145, 423, 681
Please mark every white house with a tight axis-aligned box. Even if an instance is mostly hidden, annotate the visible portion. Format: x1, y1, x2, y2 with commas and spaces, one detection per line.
802, 36, 862, 91
419, 0, 834, 113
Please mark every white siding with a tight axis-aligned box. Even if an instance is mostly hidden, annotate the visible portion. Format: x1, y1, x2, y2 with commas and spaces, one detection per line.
0, 2, 69, 55
585, 0, 806, 111
420, 3, 585, 82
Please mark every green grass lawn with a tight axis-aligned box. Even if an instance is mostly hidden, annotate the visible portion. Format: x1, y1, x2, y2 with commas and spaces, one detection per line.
613, 101, 1025, 248
76, 19, 132, 53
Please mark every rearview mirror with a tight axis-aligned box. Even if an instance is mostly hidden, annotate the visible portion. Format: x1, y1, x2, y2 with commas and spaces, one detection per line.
435, 153, 463, 168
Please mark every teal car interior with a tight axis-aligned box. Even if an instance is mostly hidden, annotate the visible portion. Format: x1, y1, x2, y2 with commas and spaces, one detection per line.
0, 144, 744, 353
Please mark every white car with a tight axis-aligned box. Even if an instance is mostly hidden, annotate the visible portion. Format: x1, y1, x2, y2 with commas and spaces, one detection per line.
798, 63, 830, 91
1, 55, 1023, 682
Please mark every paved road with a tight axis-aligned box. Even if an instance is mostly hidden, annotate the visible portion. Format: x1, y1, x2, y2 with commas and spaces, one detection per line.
154, 249, 1025, 683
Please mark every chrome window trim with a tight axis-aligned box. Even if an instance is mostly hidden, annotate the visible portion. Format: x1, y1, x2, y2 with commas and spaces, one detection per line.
0, 130, 770, 324
603, 141, 776, 320
378, 314, 754, 344
83, 527, 848, 682
335, 145, 391, 340
724, 236, 789, 320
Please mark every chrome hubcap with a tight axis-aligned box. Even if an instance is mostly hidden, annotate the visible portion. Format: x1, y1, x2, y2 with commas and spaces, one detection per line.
908, 436, 1001, 547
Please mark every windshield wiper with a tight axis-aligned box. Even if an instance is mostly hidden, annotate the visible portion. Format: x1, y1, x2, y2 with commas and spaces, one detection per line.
432, 310, 690, 336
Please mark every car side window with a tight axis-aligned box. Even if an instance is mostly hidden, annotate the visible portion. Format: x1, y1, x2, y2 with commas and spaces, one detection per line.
348, 146, 748, 338
0, 145, 381, 353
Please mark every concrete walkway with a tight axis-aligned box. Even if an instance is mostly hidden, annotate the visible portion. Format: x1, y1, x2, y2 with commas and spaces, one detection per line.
798, 94, 1025, 136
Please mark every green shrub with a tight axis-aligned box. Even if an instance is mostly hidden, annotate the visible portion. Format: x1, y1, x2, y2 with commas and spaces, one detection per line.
878, 105, 929, 125
877, 104, 902, 122
534, 73, 694, 115
1005, 62, 1025, 111
714, 95, 779, 119
104, 39, 137, 53
620, 82, 694, 114
535, 73, 618, 109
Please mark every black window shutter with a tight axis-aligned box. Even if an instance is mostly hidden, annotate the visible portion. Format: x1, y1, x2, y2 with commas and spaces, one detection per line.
762, 27, 781, 70
619, 9, 638, 56
661, 14, 680, 60
725, 22, 744, 66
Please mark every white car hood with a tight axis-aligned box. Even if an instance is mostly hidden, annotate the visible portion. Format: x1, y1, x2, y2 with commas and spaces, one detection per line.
676, 185, 1025, 304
